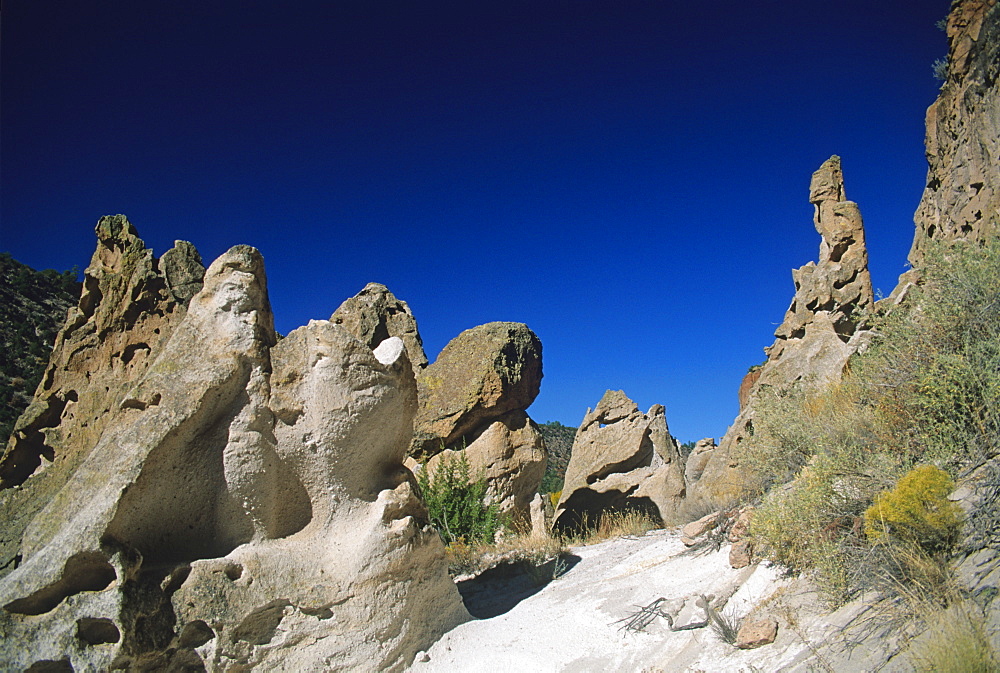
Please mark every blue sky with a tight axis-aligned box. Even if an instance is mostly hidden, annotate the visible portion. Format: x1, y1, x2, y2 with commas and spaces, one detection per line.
2, 1, 949, 442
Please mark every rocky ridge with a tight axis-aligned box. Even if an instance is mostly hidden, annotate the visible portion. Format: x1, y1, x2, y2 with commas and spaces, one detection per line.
0, 224, 468, 671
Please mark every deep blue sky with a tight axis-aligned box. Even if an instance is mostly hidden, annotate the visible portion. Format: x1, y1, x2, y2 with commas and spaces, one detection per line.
2, 1, 949, 441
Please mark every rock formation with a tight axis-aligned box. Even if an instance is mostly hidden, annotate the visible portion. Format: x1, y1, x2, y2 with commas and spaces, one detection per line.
692, 157, 875, 503
553, 390, 686, 530
0, 215, 204, 580
0, 227, 467, 671
909, 0, 1000, 265
331, 282, 429, 374
412, 322, 546, 519
684, 438, 716, 486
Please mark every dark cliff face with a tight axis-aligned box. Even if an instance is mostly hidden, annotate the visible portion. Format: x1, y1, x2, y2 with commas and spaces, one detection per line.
0, 254, 81, 444
910, 0, 1000, 265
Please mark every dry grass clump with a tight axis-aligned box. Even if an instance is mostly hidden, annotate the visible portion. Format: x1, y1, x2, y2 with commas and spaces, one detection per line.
561, 510, 660, 546
445, 525, 565, 577
909, 602, 999, 673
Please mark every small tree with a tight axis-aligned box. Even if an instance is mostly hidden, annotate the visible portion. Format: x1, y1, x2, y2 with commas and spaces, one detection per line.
417, 452, 501, 546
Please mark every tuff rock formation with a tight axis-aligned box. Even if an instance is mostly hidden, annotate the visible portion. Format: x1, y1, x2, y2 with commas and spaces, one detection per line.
692, 157, 874, 503
0, 229, 467, 671
331, 282, 429, 374
0, 215, 204, 580
553, 390, 685, 530
910, 0, 1000, 265
684, 438, 716, 486
413, 322, 546, 519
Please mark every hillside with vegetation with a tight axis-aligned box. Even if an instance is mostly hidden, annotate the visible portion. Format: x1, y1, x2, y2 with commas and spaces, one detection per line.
0, 253, 80, 444
538, 421, 575, 493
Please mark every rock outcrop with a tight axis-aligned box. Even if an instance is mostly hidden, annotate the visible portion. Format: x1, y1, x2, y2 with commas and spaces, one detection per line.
0, 216, 204, 579
909, 0, 1000, 266
0, 228, 467, 671
331, 282, 429, 374
413, 322, 545, 519
692, 158, 874, 503
554, 390, 685, 530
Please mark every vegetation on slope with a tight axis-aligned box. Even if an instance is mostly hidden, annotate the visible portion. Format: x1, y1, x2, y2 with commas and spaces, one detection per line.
0, 253, 81, 444
740, 237, 1000, 608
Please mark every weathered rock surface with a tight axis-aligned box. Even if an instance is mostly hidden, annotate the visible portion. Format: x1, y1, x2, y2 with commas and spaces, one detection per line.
424, 410, 546, 518
910, 0, 1000, 266
554, 390, 685, 530
0, 215, 204, 579
412, 322, 545, 518
331, 282, 429, 373
412, 321, 542, 458
684, 437, 716, 485
0, 237, 467, 671
692, 158, 875, 504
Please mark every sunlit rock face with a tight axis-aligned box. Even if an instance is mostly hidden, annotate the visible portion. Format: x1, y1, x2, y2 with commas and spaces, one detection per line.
553, 390, 686, 531
0, 230, 467, 672
692, 157, 875, 504
909, 0, 1000, 266
0, 215, 204, 582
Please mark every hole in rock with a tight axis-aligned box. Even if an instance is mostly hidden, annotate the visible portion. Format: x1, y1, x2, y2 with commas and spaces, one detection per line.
77, 617, 121, 645
25, 659, 74, 673
178, 620, 215, 648
553, 489, 662, 533
223, 562, 243, 581
4, 552, 116, 615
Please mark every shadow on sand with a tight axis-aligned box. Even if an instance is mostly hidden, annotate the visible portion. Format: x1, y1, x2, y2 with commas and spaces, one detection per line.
456, 553, 582, 619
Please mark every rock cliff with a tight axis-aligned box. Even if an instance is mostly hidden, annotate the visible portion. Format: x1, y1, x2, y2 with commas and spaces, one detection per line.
0, 226, 467, 671
692, 157, 875, 503
910, 0, 1000, 265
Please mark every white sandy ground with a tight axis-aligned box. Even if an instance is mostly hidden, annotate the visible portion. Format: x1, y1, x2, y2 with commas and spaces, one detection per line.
408, 529, 875, 673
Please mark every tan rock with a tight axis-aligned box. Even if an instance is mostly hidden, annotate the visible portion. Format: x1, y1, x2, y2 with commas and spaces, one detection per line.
412, 321, 542, 458
529, 493, 547, 538
424, 409, 546, 518
909, 0, 999, 266
330, 281, 428, 373
0, 244, 467, 672
729, 540, 753, 569
0, 216, 204, 579
684, 438, 716, 484
736, 617, 778, 649
691, 158, 875, 505
554, 391, 685, 530
728, 506, 755, 542
682, 511, 720, 539
738, 368, 762, 410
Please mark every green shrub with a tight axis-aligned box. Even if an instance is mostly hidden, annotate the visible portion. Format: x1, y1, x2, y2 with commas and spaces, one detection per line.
864, 464, 963, 552
416, 452, 501, 546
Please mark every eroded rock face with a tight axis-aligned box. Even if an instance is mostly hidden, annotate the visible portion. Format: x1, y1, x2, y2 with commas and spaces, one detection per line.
774, 156, 873, 343
910, 0, 1000, 266
331, 282, 429, 373
554, 390, 685, 530
692, 158, 874, 504
0, 215, 204, 579
412, 321, 543, 458
0, 240, 467, 671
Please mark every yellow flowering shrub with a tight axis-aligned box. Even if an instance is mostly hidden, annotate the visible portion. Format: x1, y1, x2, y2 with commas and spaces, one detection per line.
864, 464, 963, 551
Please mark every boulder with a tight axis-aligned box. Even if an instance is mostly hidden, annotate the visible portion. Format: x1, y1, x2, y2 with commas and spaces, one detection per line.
412, 322, 542, 458
729, 540, 753, 569
0, 241, 467, 671
736, 617, 779, 649
330, 282, 429, 373
424, 409, 546, 519
554, 391, 685, 530
0, 216, 204, 579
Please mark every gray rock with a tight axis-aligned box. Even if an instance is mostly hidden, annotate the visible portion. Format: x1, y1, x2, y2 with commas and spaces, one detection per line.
331, 282, 428, 373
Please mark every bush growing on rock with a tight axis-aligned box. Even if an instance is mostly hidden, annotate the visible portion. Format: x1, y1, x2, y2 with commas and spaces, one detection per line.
417, 452, 502, 546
